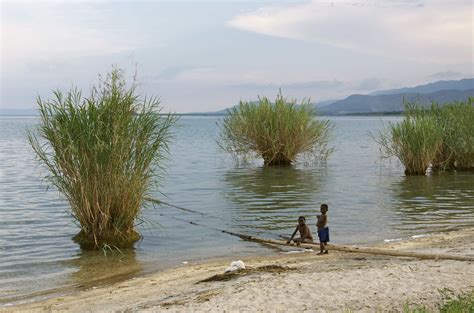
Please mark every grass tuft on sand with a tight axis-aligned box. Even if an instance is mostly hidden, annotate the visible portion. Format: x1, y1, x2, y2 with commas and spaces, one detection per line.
403, 289, 474, 313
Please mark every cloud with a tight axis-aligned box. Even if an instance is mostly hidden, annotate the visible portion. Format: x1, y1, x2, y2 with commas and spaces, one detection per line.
426, 70, 468, 80
1, 2, 144, 72
142, 64, 388, 106
153, 66, 200, 80
217, 78, 372, 103
357, 78, 383, 91
227, 79, 345, 91
228, 0, 473, 63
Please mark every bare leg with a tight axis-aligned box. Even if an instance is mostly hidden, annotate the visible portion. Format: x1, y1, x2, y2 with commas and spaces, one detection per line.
317, 242, 324, 255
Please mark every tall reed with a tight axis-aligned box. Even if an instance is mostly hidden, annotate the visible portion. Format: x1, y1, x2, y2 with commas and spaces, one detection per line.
218, 92, 332, 165
377, 99, 474, 175
28, 69, 177, 249
433, 99, 474, 170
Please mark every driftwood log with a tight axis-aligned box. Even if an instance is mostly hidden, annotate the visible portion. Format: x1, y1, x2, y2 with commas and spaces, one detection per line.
224, 231, 474, 262
148, 197, 473, 262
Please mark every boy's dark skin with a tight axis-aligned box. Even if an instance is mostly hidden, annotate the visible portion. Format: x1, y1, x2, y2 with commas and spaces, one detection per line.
316, 204, 329, 255
286, 216, 313, 245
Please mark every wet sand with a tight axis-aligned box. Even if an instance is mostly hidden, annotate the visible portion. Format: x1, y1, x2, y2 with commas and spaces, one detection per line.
3, 228, 474, 312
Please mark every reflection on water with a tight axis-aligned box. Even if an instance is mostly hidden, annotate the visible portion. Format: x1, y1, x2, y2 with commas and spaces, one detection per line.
390, 172, 474, 232
65, 249, 141, 289
223, 166, 326, 236
2, 115, 474, 305
224, 166, 324, 210
1, 249, 142, 305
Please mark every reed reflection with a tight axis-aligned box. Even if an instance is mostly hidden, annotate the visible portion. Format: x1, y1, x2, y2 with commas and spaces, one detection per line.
65, 248, 142, 290
222, 166, 326, 236
390, 172, 474, 232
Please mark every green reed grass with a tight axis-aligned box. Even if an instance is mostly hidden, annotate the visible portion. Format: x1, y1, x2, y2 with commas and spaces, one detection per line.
28, 69, 177, 249
438, 288, 474, 313
403, 289, 474, 313
377, 99, 474, 175
218, 92, 332, 166
377, 104, 443, 175
433, 99, 474, 170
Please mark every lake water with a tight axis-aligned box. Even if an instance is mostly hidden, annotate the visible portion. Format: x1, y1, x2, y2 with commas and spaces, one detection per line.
1, 115, 473, 305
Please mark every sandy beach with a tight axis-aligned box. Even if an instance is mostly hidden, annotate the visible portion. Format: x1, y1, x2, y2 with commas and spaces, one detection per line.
3, 228, 474, 312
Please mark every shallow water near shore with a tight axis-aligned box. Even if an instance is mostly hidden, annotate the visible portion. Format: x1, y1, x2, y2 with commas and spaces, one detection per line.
1, 115, 474, 305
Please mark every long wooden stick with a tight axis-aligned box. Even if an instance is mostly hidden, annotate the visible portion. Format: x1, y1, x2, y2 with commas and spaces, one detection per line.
150, 199, 474, 262
226, 232, 474, 262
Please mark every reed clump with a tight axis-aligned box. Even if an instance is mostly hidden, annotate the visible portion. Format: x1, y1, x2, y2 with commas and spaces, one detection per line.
433, 100, 474, 170
218, 92, 332, 166
377, 99, 474, 175
28, 69, 177, 249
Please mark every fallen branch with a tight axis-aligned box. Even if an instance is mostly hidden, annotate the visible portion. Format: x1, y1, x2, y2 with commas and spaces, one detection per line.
227, 232, 474, 262
150, 200, 474, 262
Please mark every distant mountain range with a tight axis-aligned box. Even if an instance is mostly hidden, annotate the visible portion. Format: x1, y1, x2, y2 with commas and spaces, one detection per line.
370, 78, 474, 96
317, 88, 473, 115
317, 79, 473, 115
191, 78, 473, 116
1, 79, 473, 116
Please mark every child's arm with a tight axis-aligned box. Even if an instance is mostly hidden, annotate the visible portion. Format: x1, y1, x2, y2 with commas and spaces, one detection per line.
286, 226, 298, 244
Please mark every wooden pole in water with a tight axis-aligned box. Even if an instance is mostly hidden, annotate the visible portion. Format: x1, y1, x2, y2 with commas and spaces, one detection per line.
148, 197, 473, 262
225, 232, 474, 262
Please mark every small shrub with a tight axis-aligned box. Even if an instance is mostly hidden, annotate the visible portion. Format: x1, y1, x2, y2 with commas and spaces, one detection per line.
439, 288, 474, 313
402, 289, 473, 313
402, 303, 429, 313
28, 68, 177, 249
218, 92, 332, 166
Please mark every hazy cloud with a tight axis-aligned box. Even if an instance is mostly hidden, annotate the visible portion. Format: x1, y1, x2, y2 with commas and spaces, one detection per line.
1, 1, 472, 112
227, 79, 344, 90
144, 66, 212, 81
228, 0, 473, 63
2, 3, 143, 62
426, 71, 469, 80
357, 78, 383, 91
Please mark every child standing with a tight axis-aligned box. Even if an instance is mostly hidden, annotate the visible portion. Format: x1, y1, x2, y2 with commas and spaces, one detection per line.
316, 204, 329, 255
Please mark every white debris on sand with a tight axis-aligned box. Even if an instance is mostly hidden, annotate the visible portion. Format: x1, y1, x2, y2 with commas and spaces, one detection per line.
225, 260, 245, 273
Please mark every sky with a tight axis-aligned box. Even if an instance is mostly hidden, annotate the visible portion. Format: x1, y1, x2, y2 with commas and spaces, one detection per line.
1, 0, 473, 113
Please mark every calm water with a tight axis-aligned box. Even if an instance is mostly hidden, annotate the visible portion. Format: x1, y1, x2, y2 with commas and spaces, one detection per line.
1, 116, 474, 304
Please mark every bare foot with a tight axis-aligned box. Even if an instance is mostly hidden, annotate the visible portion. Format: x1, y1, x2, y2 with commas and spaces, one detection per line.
324, 250, 329, 254
317, 252, 324, 255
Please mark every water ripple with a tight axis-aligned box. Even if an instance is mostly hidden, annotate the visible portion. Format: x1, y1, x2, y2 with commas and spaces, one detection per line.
1, 116, 474, 304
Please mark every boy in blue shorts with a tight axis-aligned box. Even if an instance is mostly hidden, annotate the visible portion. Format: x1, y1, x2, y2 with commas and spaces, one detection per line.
316, 204, 329, 255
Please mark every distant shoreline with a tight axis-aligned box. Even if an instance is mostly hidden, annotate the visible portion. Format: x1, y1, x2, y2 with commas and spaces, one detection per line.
0, 112, 403, 117
177, 111, 404, 116
2, 78, 471, 118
